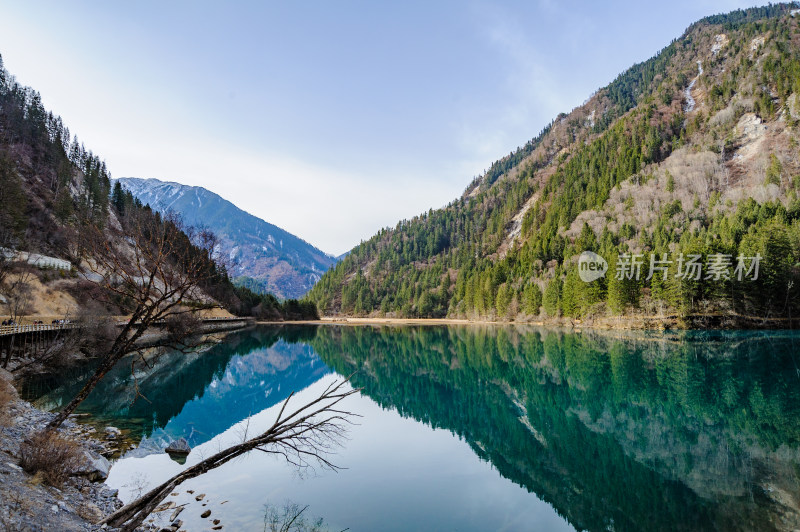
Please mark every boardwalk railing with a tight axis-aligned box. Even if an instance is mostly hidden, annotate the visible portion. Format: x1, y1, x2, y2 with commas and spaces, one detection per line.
0, 317, 252, 338
0, 323, 78, 337
1, 317, 253, 367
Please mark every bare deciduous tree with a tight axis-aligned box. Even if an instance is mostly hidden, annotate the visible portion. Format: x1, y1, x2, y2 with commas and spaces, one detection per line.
3, 265, 34, 323
47, 210, 222, 429
101, 378, 360, 532
0, 240, 13, 288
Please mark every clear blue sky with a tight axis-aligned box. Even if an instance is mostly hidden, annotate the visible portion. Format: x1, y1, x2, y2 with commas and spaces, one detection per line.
0, 0, 758, 255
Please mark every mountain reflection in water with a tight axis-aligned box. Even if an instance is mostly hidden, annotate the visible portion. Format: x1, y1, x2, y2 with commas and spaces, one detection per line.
23, 325, 800, 531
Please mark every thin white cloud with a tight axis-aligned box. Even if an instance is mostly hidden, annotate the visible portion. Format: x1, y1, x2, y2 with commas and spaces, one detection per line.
455, 3, 586, 174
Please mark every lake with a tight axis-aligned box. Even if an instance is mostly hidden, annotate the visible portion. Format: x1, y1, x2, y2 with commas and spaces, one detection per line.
23, 325, 800, 531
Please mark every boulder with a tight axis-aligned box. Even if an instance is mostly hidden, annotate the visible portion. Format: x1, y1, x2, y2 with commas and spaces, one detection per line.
103, 426, 122, 440
77, 502, 104, 523
73, 450, 111, 482
164, 438, 191, 455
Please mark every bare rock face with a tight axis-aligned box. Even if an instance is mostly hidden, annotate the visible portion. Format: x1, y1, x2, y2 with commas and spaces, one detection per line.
787, 93, 800, 121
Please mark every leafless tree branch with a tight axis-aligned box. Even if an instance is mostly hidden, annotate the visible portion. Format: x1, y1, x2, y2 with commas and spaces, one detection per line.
47, 210, 223, 429
101, 378, 361, 532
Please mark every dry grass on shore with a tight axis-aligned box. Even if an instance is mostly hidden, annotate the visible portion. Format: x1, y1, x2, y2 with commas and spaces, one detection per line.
19, 431, 83, 488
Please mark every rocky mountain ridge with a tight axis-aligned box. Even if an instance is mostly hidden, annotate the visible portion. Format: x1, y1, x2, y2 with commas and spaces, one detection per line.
117, 177, 336, 300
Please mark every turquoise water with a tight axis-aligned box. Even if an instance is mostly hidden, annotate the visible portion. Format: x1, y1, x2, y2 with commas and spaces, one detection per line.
24, 325, 800, 531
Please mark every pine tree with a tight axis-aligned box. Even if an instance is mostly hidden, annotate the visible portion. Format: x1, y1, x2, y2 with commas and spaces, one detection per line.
111, 181, 126, 215
561, 270, 581, 317
522, 283, 543, 316
495, 283, 513, 316
543, 278, 561, 317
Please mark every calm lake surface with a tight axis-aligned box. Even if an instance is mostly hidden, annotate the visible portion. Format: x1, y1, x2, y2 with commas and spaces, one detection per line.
23, 325, 800, 531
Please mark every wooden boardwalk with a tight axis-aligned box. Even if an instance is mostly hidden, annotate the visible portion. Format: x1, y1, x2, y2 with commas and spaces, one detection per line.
0, 317, 252, 366
0, 316, 251, 338
0, 323, 78, 337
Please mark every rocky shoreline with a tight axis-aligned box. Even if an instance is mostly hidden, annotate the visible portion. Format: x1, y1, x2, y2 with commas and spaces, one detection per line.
0, 371, 124, 532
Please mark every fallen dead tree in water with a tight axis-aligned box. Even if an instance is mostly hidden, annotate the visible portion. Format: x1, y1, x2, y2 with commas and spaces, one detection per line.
100, 377, 360, 532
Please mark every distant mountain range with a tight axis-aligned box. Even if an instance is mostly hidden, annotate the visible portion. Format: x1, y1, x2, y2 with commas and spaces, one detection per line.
116, 177, 336, 299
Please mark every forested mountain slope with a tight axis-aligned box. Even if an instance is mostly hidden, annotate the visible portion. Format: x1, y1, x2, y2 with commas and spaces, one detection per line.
0, 54, 316, 322
308, 4, 800, 326
116, 177, 336, 300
